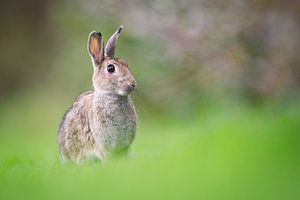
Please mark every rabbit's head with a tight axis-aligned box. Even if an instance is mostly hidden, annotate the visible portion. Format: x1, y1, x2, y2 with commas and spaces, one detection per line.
87, 26, 136, 96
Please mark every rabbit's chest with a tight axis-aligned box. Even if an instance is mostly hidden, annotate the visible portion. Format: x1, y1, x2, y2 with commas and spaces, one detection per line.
91, 100, 136, 151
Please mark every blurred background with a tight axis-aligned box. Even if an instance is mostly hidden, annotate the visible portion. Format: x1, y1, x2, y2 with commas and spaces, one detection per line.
0, 0, 299, 200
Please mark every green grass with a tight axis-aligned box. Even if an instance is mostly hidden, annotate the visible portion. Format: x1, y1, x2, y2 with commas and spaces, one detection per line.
0, 94, 299, 200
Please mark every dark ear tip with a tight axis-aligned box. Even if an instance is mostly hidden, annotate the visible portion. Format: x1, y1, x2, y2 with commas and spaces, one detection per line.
117, 25, 123, 34
89, 31, 102, 38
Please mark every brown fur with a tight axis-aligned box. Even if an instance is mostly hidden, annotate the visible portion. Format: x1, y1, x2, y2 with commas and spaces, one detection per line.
58, 26, 137, 163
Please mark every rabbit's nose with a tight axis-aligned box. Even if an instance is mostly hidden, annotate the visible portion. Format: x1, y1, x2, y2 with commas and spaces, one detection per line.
129, 82, 136, 89
129, 81, 136, 89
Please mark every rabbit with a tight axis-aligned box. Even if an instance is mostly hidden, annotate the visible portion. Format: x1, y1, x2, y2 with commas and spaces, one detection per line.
58, 26, 137, 163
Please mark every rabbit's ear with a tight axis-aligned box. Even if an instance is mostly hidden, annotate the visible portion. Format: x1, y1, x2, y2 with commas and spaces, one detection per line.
104, 25, 123, 58
88, 31, 104, 65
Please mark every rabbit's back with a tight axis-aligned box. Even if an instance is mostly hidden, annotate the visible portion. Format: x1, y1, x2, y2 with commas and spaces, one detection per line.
58, 91, 95, 161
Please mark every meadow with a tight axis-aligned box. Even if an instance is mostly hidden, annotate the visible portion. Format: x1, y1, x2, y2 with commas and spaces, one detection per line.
1, 1, 300, 199
0, 91, 299, 200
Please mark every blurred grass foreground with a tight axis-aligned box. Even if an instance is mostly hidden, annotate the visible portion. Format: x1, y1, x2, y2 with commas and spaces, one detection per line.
0, 0, 300, 200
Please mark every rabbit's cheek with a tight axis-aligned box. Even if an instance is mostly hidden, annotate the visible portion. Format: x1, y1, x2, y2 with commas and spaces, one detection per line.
93, 77, 108, 93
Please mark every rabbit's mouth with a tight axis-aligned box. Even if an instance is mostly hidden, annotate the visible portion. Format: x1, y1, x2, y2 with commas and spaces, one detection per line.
117, 84, 135, 96
117, 90, 130, 96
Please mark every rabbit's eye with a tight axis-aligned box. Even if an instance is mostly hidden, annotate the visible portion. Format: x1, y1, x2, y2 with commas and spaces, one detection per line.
107, 64, 115, 73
